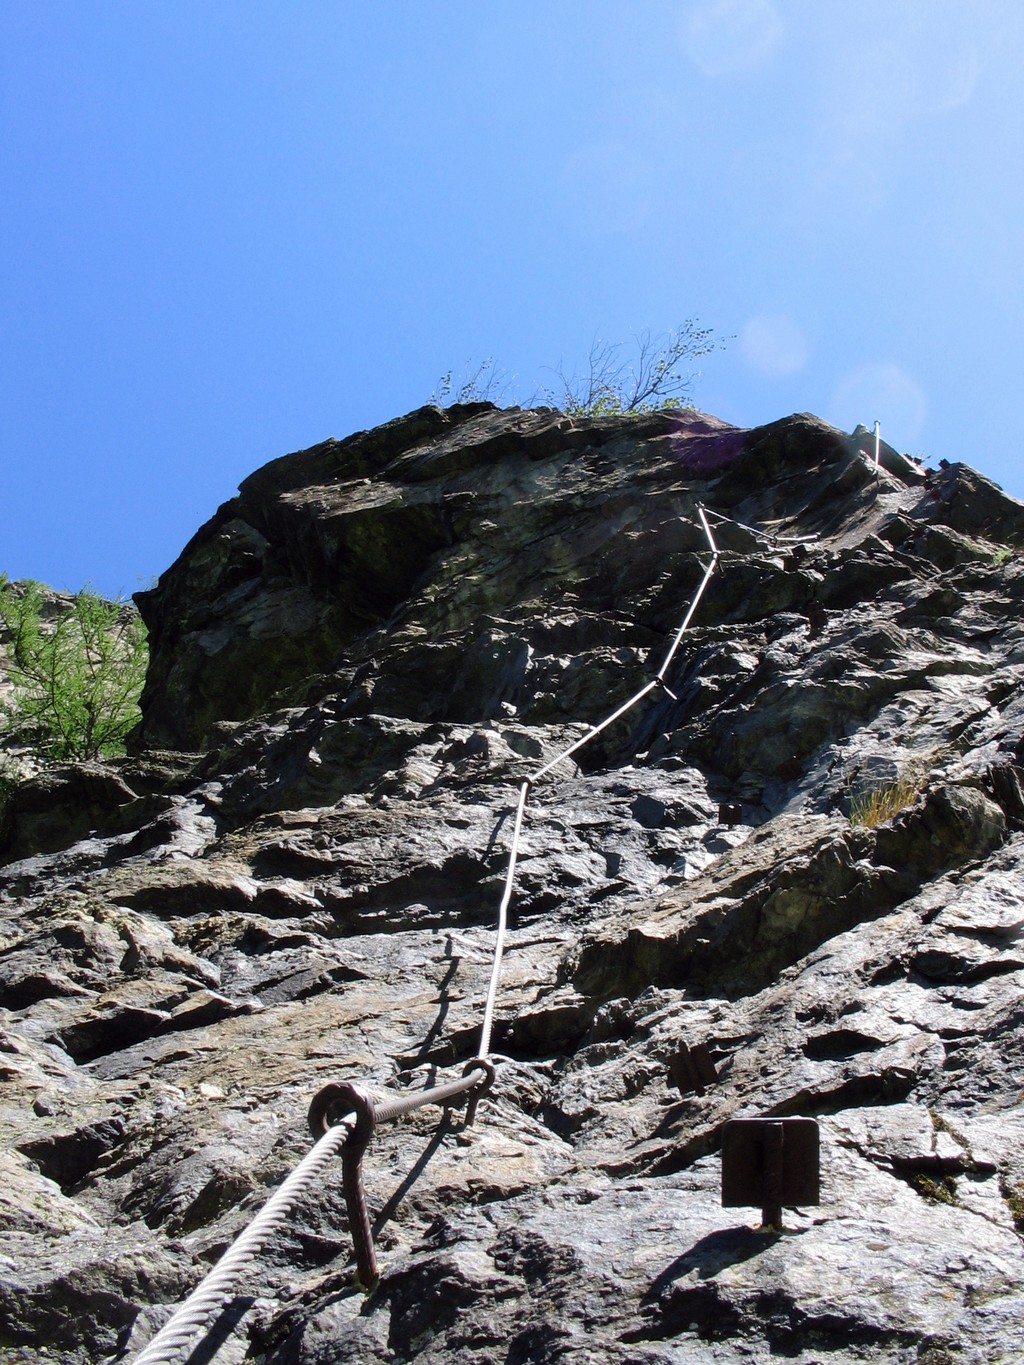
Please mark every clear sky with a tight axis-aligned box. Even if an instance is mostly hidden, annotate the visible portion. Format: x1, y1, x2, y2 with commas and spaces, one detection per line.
2, 1, 1022, 599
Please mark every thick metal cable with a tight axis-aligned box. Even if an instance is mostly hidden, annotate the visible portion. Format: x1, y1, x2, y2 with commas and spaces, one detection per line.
375, 1067, 486, 1124
128, 502, 739, 1364
132, 942, 496, 1363
473, 505, 721, 1057
530, 506, 718, 784
476, 780, 528, 1060
529, 682, 659, 785
655, 506, 718, 681
702, 506, 819, 546
130, 1115, 356, 1365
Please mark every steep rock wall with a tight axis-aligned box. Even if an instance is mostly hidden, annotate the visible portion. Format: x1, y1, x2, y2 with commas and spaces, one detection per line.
3, 406, 1024, 1364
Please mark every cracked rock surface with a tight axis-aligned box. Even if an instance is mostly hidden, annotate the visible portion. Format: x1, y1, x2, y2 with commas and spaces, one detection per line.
3, 404, 1024, 1363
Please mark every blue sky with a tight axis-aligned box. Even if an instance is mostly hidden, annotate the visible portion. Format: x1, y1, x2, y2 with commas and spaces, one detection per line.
2, 1, 1022, 598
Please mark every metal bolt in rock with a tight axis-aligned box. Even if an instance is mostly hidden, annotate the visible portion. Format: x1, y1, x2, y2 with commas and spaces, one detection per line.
307, 1061, 494, 1291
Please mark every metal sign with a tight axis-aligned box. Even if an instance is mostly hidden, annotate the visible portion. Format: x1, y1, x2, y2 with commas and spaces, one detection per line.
721, 1117, 820, 1230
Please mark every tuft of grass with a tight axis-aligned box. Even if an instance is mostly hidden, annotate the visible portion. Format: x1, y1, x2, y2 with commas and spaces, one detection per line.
914, 1174, 958, 1206
849, 775, 924, 828
1002, 1180, 1024, 1234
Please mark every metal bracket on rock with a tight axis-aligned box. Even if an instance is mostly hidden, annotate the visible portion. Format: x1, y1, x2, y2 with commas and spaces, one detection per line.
721, 1117, 820, 1231
308, 1059, 495, 1290
668, 1041, 720, 1098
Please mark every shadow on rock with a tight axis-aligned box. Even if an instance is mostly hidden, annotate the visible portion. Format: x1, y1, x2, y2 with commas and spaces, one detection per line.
644, 1224, 783, 1294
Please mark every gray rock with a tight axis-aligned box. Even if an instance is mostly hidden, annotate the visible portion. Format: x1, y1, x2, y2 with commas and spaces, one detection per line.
3, 405, 1024, 1364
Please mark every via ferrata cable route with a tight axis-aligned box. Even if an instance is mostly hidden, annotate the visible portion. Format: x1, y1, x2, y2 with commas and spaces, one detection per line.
128, 501, 815, 1365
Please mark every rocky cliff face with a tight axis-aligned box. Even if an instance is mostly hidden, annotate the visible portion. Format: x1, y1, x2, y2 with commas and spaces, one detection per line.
3, 404, 1024, 1365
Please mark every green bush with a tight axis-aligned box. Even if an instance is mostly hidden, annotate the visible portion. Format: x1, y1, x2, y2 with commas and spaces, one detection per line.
0, 576, 148, 762
0, 755, 17, 842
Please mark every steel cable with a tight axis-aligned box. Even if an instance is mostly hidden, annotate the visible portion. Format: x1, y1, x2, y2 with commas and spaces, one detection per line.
702, 506, 818, 547
374, 1066, 488, 1124
126, 501, 743, 1365
477, 780, 529, 1059
528, 507, 718, 786
655, 506, 718, 681
473, 504, 720, 1057
129, 1115, 355, 1365
528, 683, 659, 785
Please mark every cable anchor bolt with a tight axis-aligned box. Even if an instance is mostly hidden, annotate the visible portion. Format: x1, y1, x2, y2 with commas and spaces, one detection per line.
308, 1082, 379, 1291
462, 1057, 496, 1128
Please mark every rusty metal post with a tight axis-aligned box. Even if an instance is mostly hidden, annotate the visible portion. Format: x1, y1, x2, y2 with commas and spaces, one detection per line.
461, 1058, 496, 1128
760, 1120, 784, 1230
341, 1129, 378, 1286
309, 1081, 379, 1290
307, 1065, 493, 1291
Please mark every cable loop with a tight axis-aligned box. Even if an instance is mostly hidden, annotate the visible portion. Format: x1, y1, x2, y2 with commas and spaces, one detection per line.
308, 1081, 375, 1148
462, 1056, 496, 1091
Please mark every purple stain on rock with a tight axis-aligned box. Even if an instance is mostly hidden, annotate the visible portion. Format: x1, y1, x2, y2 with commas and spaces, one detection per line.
668, 410, 749, 474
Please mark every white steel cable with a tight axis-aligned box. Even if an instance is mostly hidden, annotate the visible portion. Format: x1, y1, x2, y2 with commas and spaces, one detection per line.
530, 507, 717, 784
656, 506, 718, 681
702, 507, 818, 546
477, 780, 529, 1059
475, 504, 721, 1057
129, 501, 730, 1364
129, 1115, 355, 1365
529, 680, 659, 785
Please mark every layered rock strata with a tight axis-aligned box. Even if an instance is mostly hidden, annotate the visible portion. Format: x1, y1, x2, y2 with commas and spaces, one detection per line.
3, 404, 1024, 1363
